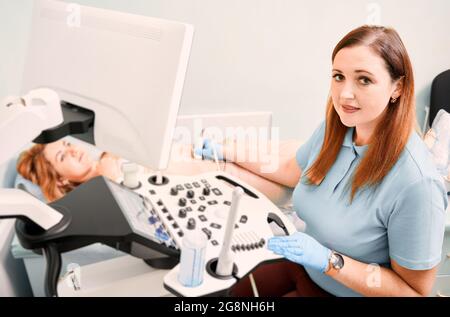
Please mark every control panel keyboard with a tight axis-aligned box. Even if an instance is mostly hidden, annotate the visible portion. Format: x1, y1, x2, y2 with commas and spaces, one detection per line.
117, 171, 297, 296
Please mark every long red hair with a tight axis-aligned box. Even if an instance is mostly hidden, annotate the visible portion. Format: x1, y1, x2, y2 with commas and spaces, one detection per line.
305, 25, 416, 202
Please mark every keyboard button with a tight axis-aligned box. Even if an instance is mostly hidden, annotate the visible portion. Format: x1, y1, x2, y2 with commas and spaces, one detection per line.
148, 216, 158, 225
239, 215, 248, 224
210, 223, 221, 229
212, 188, 222, 196
202, 228, 212, 239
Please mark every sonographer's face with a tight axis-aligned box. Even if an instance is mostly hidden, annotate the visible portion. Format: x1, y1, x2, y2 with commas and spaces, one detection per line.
330, 45, 400, 131
43, 140, 94, 182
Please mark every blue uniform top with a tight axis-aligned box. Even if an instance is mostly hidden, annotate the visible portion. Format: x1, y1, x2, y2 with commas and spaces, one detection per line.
292, 121, 448, 297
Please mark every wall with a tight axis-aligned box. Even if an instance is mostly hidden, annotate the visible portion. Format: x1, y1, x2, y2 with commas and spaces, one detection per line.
1, 0, 449, 141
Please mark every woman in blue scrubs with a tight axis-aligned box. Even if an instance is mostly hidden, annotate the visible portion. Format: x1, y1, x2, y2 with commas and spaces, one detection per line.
198, 25, 448, 296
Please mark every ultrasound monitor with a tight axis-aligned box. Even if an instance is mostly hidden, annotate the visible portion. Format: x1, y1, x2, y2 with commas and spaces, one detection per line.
22, 0, 194, 170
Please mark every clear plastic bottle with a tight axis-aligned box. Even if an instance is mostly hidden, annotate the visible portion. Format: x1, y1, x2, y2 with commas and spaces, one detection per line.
178, 231, 207, 287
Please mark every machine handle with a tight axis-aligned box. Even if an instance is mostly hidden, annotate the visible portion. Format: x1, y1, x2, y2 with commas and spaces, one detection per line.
42, 243, 62, 297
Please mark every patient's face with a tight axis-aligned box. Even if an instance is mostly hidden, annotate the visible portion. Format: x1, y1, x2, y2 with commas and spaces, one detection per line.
43, 140, 94, 182
331, 45, 400, 130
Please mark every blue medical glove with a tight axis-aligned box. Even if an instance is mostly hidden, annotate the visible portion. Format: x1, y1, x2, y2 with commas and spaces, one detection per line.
193, 138, 225, 161
268, 232, 331, 273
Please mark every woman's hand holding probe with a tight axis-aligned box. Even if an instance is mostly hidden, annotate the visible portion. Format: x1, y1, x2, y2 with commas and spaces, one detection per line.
193, 138, 225, 161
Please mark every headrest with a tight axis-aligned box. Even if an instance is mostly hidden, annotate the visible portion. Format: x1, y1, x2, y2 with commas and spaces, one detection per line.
14, 173, 47, 202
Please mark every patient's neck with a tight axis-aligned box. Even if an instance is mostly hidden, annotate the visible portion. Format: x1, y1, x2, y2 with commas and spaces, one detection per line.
78, 162, 101, 183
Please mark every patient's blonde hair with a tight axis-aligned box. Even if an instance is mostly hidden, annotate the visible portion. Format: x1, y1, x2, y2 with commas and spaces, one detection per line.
16, 144, 80, 202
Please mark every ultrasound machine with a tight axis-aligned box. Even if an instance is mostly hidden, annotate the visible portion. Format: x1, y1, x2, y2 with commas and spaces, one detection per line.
0, 0, 296, 297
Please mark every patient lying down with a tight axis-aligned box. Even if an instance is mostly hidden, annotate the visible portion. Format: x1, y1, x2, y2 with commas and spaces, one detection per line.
17, 139, 293, 205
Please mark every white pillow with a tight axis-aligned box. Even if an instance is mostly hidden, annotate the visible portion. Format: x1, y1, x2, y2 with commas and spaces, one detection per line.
14, 173, 46, 202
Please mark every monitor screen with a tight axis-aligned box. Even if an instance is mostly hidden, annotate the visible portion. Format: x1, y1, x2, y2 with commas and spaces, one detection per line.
22, 0, 194, 170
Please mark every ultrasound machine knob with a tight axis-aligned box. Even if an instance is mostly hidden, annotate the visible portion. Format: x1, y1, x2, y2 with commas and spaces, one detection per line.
178, 209, 187, 218
186, 190, 195, 198
178, 198, 187, 207
202, 187, 210, 196
187, 218, 196, 230
170, 187, 178, 196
